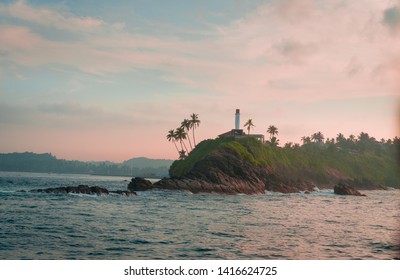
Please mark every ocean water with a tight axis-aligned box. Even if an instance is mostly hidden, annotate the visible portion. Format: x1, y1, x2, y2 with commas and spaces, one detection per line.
0, 171, 399, 260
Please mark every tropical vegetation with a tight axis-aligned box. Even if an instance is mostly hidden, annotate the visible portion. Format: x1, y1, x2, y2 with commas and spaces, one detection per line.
267, 125, 278, 140
243, 119, 255, 134
169, 130, 400, 188
166, 113, 201, 159
190, 113, 201, 146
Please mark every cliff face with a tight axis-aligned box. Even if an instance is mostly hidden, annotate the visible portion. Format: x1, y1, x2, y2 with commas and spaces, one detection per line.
152, 137, 398, 194
155, 147, 266, 194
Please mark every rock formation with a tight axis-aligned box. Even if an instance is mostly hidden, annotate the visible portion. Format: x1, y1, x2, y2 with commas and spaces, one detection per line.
128, 177, 154, 191
152, 146, 320, 194
152, 140, 384, 194
31, 185, 136, 196
110, 190, 137, 197
333, 183, 366, 196
134, 137, 392, 195
154, 147, 266, 194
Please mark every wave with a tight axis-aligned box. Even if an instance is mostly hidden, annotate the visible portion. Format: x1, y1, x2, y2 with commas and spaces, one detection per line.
0, 190, 18, 193
67, 192, 99, 198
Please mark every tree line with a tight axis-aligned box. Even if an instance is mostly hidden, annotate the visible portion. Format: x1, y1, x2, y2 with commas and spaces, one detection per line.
241, 118, 398, 155
167, 114, 399, 160
0, 152, 172, 178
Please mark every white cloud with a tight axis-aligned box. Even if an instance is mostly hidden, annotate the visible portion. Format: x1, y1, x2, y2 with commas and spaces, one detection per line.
0, 0, 104, 32
0, 0, 397, 102
0, 0, 399, 160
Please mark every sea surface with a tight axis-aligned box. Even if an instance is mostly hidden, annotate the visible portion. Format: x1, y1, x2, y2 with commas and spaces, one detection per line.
0, 171, 399, 260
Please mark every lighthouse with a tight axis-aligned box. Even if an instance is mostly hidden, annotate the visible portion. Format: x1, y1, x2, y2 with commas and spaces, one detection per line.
218, 108, 247, 138
235, 109, 240, 130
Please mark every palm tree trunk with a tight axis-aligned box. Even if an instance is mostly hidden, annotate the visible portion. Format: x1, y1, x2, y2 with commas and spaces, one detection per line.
179, 141, 184, 152
172, 140, 180, 154
186, 134, 193, 151
192, 128, 196, 146
181, 140, 189, 154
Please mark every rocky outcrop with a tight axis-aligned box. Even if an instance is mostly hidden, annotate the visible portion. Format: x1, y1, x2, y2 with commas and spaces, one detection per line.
155, 177, 264, 194
265, 177, 319, 193
128, 177, 154, 191
154, 148, 266, 194
146, 137, 390, 195
334, 183, 366, 196
31, 185, 136, 196
31, 185, 109, 195
266, 182, 306, 194
109, 190, 137, 197
153, 145, 330, 195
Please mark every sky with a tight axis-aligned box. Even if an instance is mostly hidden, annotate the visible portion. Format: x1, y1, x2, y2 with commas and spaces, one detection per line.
0, 0, 399, 162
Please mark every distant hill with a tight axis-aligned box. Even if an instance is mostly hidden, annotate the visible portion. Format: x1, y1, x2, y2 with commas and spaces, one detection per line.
122, 157, 173, 169
0, 152, 173, 178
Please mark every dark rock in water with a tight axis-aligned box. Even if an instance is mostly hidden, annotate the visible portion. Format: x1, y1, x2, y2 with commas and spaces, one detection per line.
334, 183, 366, 196
265, 182, 300, 193
31, 185, 136, 196
32, 185, 109, 195
128, 177, 153, 191
110, 190, 136, 196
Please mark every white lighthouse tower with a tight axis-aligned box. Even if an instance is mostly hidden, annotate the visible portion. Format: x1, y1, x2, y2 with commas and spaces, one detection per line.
218, 108, 245, 138
235, 109, 240, 130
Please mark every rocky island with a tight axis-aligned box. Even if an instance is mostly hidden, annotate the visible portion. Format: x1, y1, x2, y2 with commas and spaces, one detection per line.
28, 135, 398, 196
129, 136, 399, 195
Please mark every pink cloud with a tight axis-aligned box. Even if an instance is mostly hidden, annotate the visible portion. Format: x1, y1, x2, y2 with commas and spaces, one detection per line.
1, 0, 397, 101
0, 0, 399, 161
0, 25, 40, 50
273, 0, 316, 23
372, 55, 400, 93
0, 0, 104, 31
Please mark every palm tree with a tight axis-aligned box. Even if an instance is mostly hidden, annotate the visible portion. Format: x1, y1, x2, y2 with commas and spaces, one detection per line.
181, 119, 193, 150
336, 133, 345, 145
270, 136, 280, 147
325, 138, 334, 145
174, 127, 189, 154
284, 142, 293, 149
244, 119, 255, 135
166, 129, 180, 155
189, 113, 200, 146
311, 132, 324, 143
316, 132, 324, 143
267, 125, 278, 140
301, 136, 311, 145
178, 150, 187, 160
358, 132, 370, 143
311, 133, 317, 143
